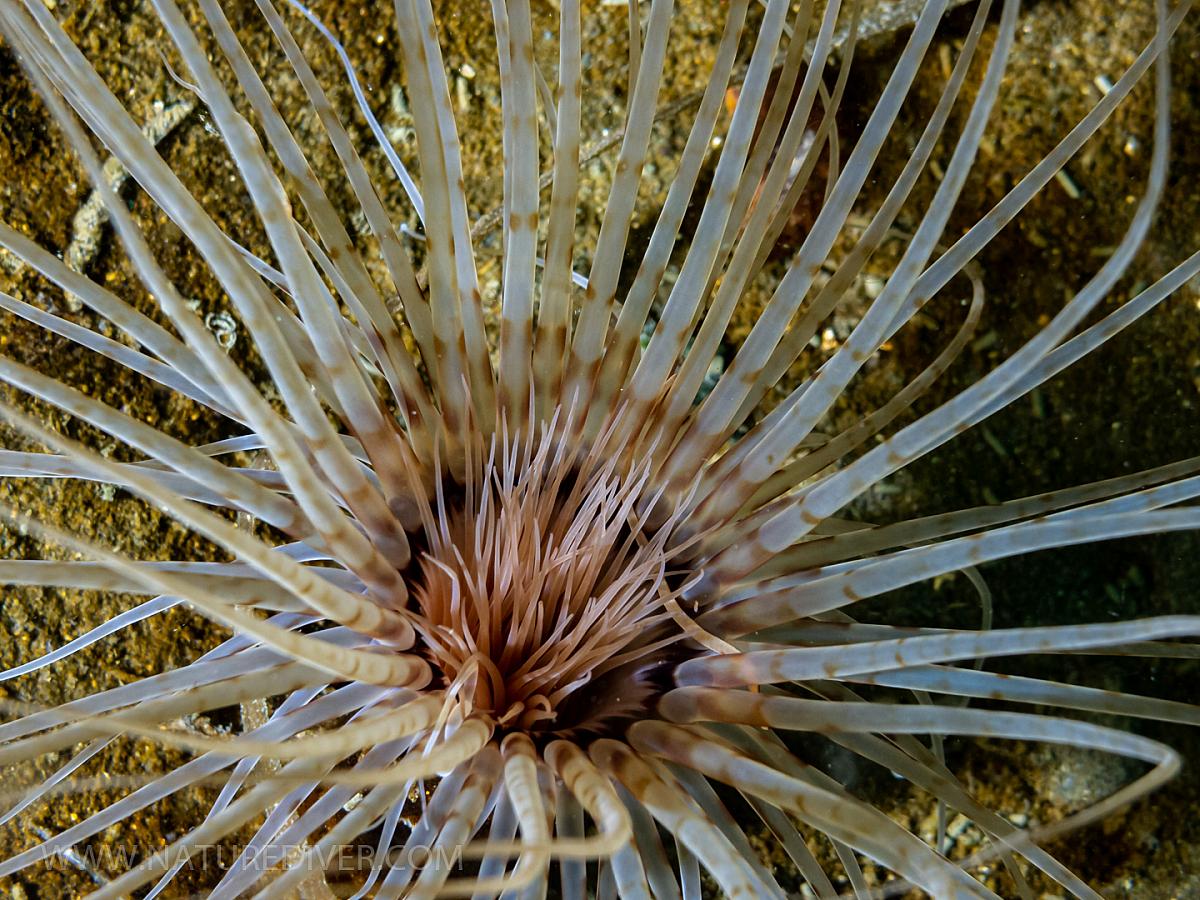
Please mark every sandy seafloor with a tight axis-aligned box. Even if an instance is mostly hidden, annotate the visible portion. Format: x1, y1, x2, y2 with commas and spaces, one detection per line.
0, 0, 1198, 896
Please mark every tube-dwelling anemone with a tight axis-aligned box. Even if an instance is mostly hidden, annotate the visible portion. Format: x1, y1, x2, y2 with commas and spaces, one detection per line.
0, 0, 1198, 897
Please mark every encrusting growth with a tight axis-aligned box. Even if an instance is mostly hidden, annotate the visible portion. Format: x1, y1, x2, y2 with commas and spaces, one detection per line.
0, 0, 1198, 896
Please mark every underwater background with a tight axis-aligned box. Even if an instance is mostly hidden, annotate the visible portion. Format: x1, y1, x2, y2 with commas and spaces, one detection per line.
0, 0, 1197, 895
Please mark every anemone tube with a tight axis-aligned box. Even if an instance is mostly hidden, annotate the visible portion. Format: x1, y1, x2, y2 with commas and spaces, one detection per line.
0, 0, 1197, 897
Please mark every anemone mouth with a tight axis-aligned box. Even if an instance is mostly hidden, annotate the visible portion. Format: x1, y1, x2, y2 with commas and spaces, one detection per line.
397, 410, 706, 737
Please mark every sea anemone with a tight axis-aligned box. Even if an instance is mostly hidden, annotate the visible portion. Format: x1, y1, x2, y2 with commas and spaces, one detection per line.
0, 0, 1197, 897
